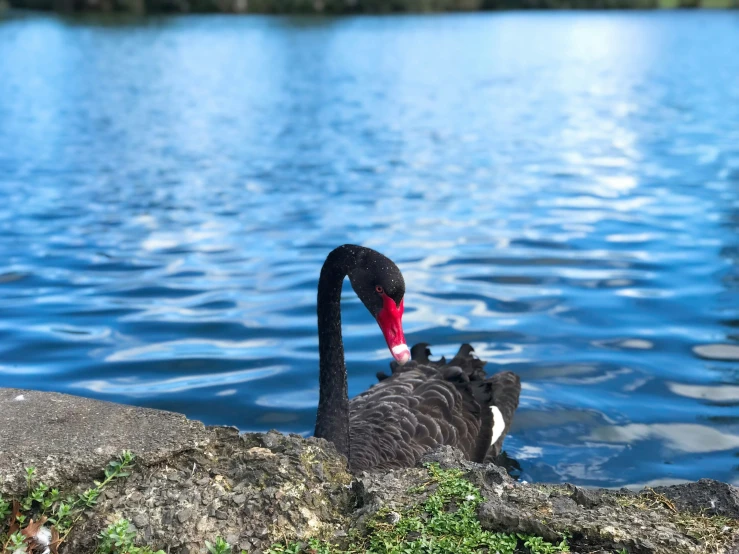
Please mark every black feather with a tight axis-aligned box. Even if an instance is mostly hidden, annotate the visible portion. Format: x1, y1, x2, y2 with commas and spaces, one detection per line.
350, 343, 521, 471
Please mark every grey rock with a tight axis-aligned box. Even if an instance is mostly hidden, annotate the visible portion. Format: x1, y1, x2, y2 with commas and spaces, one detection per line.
162, 509, 175, 526
550, 495, 578, 515
570, 484, 603, 508
476, 481, 702, 553
0, 388, 210, 495
652, 479, 739, 518
419, 445, 467, 469
478, 499, 555, 540
132, 513, 149, 528
177, 508, 193, 523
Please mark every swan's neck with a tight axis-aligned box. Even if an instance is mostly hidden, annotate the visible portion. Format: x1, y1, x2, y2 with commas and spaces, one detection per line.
314, 246, 355, 459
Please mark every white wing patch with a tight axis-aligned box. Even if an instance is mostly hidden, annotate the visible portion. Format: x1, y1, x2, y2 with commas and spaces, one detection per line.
490, 405, 505, 445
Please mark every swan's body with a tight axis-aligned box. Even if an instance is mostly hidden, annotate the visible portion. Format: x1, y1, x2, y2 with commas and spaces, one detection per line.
314, 245, 520, 471
348, 343, 520, 471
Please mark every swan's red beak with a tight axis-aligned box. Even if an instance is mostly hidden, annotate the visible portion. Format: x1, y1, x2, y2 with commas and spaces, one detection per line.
377, 294, 410, 365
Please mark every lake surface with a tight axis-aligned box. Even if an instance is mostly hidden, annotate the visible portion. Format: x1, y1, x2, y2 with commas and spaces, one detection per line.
1, 10, 739, 488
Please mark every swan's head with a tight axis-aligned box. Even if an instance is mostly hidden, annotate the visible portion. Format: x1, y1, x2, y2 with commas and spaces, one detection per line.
347, 249, 410, 365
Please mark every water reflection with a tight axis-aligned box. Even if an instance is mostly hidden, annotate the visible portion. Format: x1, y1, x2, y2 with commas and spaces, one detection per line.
668, 382, 739, 404
77, 365, 288, 395
693, 344, 739, 362
589, 424, 739, 454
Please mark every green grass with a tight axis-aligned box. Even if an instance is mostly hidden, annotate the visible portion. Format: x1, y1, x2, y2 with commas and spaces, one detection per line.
267, 464, 570, 554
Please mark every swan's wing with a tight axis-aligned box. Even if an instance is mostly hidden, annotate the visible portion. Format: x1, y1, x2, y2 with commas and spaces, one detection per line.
408, 343, 520, 460
348, 364, 482, 471
353, 344, 521, 471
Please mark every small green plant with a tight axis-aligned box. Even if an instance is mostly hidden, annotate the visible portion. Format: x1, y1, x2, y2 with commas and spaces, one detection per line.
24, 468, 36, 492
0, 498, 10, 524
1, 451, 137, 554
520, 534, 570, 554
269, 538, 333, 554
267, 464, 569, 554
205, 536, 232, 554
7, 532, 26, 552
97, 519, 165, 554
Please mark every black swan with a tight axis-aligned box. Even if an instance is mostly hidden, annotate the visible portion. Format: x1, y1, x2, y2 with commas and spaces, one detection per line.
314, 244, 521, 471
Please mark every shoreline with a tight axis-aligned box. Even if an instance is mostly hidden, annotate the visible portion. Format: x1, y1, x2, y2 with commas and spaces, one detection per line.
1, 388, 738, 553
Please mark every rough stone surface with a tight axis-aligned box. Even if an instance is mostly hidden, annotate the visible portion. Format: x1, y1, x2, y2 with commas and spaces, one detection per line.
1, 389, 738, 554
0, 388, 211, 495
353, 448, 738, 554
654, 478, 739, 518
63, 428, 352, 554
568, 483, 606, 508
476, 483, 696, 553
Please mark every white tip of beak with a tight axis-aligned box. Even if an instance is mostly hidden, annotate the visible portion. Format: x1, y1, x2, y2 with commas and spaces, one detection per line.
392, 343, 411, 365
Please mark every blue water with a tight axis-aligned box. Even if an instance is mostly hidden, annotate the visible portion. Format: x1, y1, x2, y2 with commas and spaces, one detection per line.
1, 10, 739, 488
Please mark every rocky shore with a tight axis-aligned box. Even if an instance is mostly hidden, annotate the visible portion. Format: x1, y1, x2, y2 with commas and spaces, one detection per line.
1, 388, 738, 553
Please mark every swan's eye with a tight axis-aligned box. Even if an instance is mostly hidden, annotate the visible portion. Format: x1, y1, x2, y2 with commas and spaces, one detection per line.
375, 285, 384, 294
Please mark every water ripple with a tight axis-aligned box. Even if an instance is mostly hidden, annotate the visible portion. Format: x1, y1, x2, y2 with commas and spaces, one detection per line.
1, 11, 739, 486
